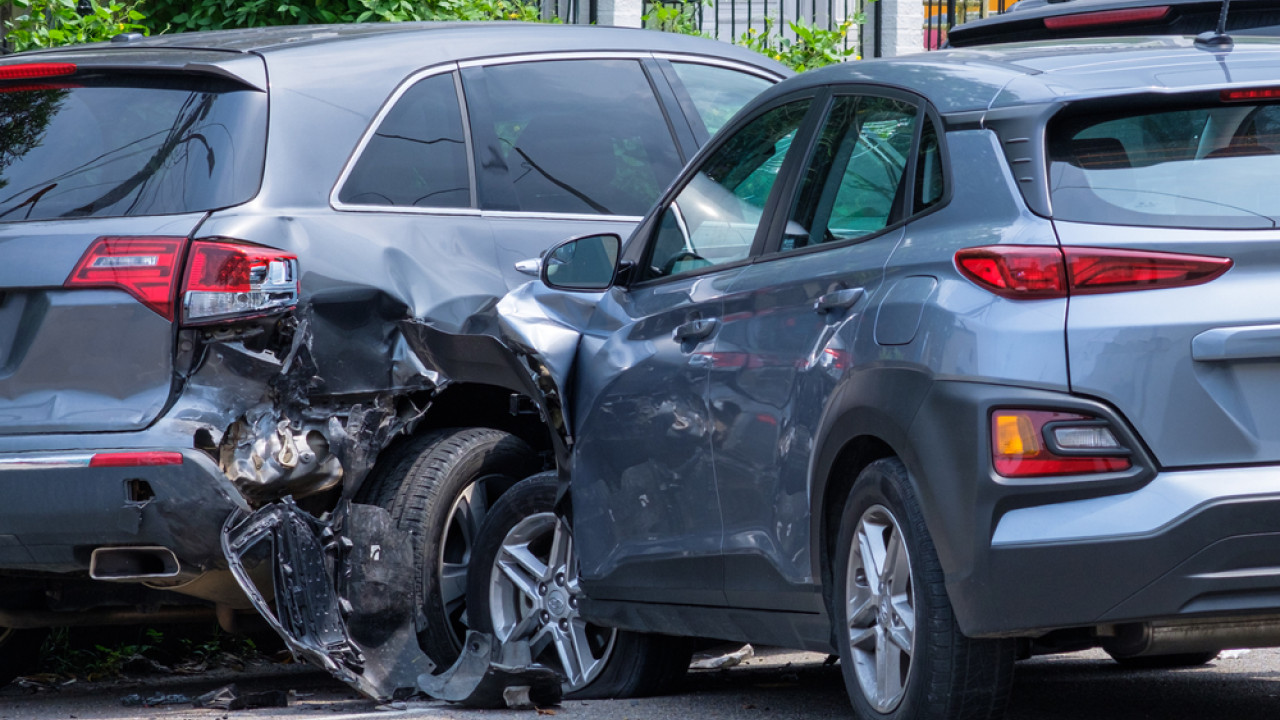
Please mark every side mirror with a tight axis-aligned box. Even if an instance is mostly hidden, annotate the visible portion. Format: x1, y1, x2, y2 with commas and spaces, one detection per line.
541, 233, 621, 292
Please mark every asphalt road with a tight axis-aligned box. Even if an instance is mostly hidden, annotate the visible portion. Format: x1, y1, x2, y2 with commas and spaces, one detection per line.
2, 647, 1277, 720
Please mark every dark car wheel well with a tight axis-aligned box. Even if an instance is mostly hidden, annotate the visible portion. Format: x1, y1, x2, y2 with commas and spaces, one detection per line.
370, 382, 556, 480
817, 435, 897, 625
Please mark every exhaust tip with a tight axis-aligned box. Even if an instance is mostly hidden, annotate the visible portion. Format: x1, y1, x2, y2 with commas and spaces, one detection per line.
90, 546, 181, 581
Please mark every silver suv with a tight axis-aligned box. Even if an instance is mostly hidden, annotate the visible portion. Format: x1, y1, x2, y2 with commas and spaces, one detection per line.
0, 23, 784, 686
476, 35, 1280, 720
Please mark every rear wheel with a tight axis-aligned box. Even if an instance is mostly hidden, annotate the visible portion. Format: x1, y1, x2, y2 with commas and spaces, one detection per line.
0, 626, 45, 686
358, 427, 541, 670
834, 458, 1015, 720
468, 473, 691, 698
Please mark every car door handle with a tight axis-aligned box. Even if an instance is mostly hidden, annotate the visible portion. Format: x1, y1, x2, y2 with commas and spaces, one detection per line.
673, 318, 719, 344
814, 287, 864, 314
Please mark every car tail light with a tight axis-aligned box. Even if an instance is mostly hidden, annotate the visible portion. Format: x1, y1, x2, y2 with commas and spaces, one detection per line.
1222, 87, 1280, 102
0, 63, 76, 81
991, 409, 1130, 477
181, 239, 298, 325
956, 246, 1232, 299
1043, 6, 1169, 30
89, 451, 183, 468
65, 237, 187, 319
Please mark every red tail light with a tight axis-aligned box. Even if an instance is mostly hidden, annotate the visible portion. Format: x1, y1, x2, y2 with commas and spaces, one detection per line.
1043, 6, 1169, 30
181, 240, 298, 325
956, 246, 1232, 299
992, 409, 1130, 478
66, 237, 299, 324
65, 237, 187, 319
1222, 87, 1280, 103
0, 63, 76, 81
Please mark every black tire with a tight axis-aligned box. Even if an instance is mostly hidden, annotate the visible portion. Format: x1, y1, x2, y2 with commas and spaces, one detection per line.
357, 427, 541, 670
833, 458, 1015, 720
0, 627, 46, 686
467, 473, 692, 699
1108, 650, 1218, 669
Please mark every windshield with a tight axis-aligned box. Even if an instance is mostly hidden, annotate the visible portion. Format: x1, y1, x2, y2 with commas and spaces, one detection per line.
0, 73, 266, 222
1047, 101, 1280, 229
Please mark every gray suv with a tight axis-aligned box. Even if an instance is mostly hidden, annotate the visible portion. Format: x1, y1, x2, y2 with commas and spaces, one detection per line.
472, 35, 1280, 720
0, 23, 784, 686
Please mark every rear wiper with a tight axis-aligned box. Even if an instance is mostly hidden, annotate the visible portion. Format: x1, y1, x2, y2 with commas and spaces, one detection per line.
0, 183, 57, 220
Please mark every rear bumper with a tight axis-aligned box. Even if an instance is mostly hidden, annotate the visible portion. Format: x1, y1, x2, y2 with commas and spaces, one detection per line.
913, 380, 1280, 638
971, 465, 1280, 635
0, 445, 246, 574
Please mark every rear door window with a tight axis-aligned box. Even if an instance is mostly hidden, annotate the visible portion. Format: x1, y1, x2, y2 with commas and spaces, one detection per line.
1048, 102, 1280, 229
462, 59, 683, 217
337, 71, 470, 209
0, 74, 265, 221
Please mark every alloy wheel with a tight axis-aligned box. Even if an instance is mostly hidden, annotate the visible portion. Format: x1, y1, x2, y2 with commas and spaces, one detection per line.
845, 503, 916, 713
488, 511, 616, 690
437, 474, 503, 651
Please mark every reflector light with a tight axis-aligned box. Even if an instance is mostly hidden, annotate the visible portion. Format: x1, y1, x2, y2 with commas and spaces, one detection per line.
0, 63, 76, 81
956, 246, 1232, 299
1043, 6, 1170, 30
991, 410, 1130, 478
1222, 87, 1280, 102
65, 237, 187, 319
89, 451, 184, 468
182, 240, 298, 324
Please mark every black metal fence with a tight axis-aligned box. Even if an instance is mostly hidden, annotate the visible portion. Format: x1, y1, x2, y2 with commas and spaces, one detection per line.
544, 0, 1010, 55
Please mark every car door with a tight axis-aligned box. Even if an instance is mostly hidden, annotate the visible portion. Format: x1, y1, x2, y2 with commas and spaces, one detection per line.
704, 91, 939, 610
570, 97, 819, 607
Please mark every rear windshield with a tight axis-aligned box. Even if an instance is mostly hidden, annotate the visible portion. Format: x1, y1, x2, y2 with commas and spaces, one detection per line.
0, 73, 265, 222
1048, 102, 1280, 229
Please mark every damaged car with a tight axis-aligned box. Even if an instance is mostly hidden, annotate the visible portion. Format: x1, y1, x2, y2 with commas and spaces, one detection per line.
0, 23, 785, 689
458, 34, 1280, 720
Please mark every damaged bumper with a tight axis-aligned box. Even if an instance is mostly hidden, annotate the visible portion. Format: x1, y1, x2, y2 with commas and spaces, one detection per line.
223, 498, 564, 706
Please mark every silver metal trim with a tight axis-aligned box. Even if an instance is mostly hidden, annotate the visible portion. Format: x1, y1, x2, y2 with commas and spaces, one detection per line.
651, 53, 788, 81
0, 454, 93, 470
457, 50, 654, 69
481, 210, 643, 223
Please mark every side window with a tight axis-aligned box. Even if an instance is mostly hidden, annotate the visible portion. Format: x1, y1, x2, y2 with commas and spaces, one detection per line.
914, 114, 944, 213
783, 95, 918, 251
464, 60, 683, 217
641, 100, 811, 282
338, 72, 470, 209
669, 62, 775, 138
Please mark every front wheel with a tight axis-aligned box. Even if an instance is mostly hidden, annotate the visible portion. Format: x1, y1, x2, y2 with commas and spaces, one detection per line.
467, 473, 691, 698
834, 458, 1015, 720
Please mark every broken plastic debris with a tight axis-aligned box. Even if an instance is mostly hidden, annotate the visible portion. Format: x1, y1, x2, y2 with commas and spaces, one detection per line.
120, 693, 190, 707
192, 683, 289, 710
690, 643, 755, 670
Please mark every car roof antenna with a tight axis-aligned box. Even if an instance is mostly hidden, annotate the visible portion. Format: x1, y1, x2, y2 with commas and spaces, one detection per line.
1196, 0, 1233, 49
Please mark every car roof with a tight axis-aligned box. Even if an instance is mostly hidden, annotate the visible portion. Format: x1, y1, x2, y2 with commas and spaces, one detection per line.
755, 36, 1280, 113
6, 22, 786, 76
947, 0, 1280, 47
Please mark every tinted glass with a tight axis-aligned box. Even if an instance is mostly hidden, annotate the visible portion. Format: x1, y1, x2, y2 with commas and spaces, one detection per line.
1048, 103, 1280, 229
642, 100, 810, 281
670, 62, 774, 137
914, 114, 944, 213
466, 60, 682, 217
338, 72, 469, 209
783, 95, 917, 251
0, 75, 265, 221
